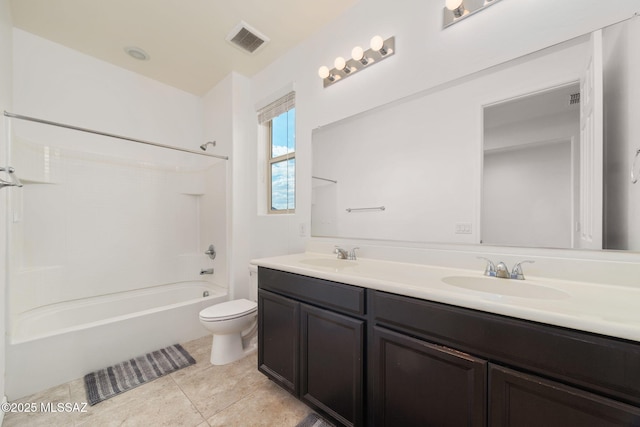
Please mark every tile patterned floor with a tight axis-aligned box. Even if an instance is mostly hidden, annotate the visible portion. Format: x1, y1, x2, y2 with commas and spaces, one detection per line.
3, 335, 313, 426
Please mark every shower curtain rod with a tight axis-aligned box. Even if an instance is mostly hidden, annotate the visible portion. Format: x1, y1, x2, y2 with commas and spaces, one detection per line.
3, 111, 229, 160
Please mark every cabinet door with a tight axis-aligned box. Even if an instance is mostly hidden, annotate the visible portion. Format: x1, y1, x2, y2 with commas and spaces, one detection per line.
258, 289, 300, 395
300, 304, 364, 427
490, 364, 640, 427
373, 326, 487, 427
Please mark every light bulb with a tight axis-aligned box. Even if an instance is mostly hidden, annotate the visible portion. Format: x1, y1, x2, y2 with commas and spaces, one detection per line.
351, 46, 364, 61
370, 35, 384, 52
445, 0, 463, 10
318, 66, 330, 79
334, 56, 346, 71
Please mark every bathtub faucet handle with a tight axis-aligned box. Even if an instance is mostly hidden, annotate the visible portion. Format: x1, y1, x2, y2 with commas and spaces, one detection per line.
205, 244, 216, 260
200, 268, 214, 275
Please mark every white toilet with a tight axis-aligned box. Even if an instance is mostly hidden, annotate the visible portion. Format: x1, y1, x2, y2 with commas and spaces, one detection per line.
199, 266, 258, 365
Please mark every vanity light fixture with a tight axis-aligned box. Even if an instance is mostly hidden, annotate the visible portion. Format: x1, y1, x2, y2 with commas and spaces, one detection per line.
317, 65, 337, 82
334, 56, 354, 74
351, 46, 369, 65
318, 35, 395, 88
443, 0, 503, 28
446, 0, 467, 18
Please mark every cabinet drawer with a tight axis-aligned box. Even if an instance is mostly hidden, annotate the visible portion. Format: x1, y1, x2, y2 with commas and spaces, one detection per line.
490, 364, 640, 426
371, 290, 640, 406
258, 267, 366, 317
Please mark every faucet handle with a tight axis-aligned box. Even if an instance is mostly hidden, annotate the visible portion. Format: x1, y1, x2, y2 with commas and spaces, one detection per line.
477, 257, 496, 277
348, 247, 359, 260
511, 260, 535, 280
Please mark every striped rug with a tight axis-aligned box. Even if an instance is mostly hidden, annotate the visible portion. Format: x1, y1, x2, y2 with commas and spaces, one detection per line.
84, 344, 195, 406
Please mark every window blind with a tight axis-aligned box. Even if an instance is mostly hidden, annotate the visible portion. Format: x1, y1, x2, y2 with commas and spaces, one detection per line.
257, 91, 295, 124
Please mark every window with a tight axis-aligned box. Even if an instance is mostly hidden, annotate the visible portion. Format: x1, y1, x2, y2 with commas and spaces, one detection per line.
258, 92, 295, 213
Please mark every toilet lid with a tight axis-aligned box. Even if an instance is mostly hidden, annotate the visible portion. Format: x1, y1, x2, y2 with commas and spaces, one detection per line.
199, 298, 257, 321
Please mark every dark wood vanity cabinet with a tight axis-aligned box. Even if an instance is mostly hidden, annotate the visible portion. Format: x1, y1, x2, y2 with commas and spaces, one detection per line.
372, 326, 487, 426
258, 268, 366, 427
371, 290, 640, 427
258, 267, 640, 426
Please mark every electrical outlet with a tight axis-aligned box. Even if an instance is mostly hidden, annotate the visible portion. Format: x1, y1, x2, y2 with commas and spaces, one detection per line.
455, 222, 472, 234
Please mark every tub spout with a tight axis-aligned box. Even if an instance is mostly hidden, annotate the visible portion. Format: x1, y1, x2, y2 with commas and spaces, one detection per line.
200, 268, 214, 275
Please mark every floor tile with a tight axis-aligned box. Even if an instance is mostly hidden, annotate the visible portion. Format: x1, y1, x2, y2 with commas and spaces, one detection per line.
3, 383, 73, 427
75, 376, 204, 427
172, 352, 268, 420
4, 337, 311, 427
207, 380, 312, 427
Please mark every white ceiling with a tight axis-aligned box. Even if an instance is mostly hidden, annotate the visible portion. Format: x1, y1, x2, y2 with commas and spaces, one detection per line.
9, 0, 358, 95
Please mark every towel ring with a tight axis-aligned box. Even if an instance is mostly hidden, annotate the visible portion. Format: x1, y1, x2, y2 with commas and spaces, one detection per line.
632, 148, 640, 184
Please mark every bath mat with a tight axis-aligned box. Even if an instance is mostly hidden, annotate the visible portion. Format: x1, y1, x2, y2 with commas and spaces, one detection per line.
295, 413, 335, 427
84, 343, 195, 406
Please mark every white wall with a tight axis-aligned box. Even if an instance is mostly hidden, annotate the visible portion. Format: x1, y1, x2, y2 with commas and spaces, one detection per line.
483, 142, 573, 248
12, 28, 203, 150
603, 17, 640, 250
242, 0, 640, 275
202, 73, 235, 289
229, 73, 258, 299
0, 0, 13, 411
201, 72, 256, 299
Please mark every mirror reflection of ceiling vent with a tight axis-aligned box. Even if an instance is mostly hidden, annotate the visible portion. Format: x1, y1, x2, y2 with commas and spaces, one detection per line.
226, 21, 269, 54
569, 92, 580, 105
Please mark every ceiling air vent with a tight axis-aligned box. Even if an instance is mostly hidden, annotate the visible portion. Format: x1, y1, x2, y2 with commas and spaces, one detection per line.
226, 21, 269, 54
569, 92, 580, 105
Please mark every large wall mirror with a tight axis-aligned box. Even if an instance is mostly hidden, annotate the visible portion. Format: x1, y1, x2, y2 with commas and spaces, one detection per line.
482, 83, 581, 249
311, 16, 640, 251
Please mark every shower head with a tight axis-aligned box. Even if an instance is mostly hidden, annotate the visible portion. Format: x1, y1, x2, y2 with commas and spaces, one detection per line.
200, 141, 216, 151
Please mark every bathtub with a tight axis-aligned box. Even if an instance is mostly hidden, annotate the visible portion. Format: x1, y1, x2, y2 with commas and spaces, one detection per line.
6, 281, 228, 400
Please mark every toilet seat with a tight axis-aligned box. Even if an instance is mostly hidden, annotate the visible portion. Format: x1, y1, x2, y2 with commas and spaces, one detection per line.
199, 299, 257, 322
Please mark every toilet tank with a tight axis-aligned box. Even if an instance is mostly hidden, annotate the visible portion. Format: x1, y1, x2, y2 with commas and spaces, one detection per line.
248, 264, 258, 302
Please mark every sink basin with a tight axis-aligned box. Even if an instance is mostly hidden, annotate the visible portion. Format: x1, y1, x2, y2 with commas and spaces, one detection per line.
298, 258, 358, 269
442, 276, 570, 300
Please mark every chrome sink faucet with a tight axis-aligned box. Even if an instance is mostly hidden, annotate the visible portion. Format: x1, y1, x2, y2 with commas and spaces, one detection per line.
334, 246, 359, 260
335, 246, 349, 259
478, 257, 535, 280
495, 261, 510, 279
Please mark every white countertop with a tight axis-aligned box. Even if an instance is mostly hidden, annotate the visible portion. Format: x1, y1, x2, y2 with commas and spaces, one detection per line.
252, 252, 640, 343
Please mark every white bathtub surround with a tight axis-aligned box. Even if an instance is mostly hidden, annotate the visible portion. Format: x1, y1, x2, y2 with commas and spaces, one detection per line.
252, 246, 640, 343
6, 282, 227, 400
4, 113, 232, 401
7, 133, 228, 314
